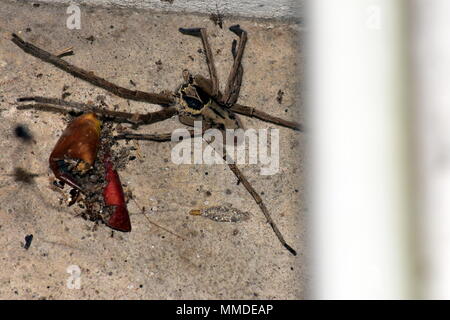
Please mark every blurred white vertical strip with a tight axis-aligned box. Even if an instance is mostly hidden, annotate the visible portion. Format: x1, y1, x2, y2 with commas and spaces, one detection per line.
412, 0, 450, 299
309, 1, 413, 299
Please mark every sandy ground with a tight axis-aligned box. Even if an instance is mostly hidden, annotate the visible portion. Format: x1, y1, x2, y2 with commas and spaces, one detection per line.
0, 0, 305, 299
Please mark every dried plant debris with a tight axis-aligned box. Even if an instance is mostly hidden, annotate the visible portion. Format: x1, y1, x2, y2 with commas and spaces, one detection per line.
209, 2, 225, 29
76, 124, 131, 227
190, 205, 250, 223
49, 117, 133, 230
210, 12, 224, 29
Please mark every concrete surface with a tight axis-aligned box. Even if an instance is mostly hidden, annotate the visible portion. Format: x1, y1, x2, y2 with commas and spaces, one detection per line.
0, 0, 305, 299
35, 0, 304, 20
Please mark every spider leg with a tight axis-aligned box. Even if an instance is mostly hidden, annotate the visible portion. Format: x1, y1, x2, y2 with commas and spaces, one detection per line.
179, 28, 219, 98
11, 34, 174, 106
17, 96, 177, 126
229, 103, 303, 131
224, 159, 297, 255
115, 126, 207, 141
114, 132, 173, 142
116, 117, 215, 142
224, 25, 247, 105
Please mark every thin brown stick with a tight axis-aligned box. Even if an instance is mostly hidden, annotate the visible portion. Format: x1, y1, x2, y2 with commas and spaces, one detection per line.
230, 103, 303, 131
17, 96, 177, 125
131, 198, 187, 241
11, 33, 175, 106
143, 213, 187, 241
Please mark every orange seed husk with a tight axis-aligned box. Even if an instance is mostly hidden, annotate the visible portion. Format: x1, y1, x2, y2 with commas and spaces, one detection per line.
49, 113, 102, 172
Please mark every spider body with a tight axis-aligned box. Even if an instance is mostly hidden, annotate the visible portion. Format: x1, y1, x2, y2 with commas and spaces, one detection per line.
177, 72, 241, 131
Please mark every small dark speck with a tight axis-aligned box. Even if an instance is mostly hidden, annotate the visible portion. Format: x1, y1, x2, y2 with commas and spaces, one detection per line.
108, 272, 113, 276
110, 25, 114, 29
13, 167, 38, 184
205, 191, 212, 197
129, 79, 136, 87
23, 234, 33, 250
26, 27, 31, 32
139, 284, 143, 288
277, 90, 284, 104
205, 172, 209, 176
225, 189, 232, 195
33, 3, 40, 7
294, 189, 299, 193
14, 125, 33, 142
129, 156, 136, 161
155, 60, 163, 72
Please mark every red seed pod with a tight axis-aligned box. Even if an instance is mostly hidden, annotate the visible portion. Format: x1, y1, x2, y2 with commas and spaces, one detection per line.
103, 154, 131, 232
49, 113, 102, 191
